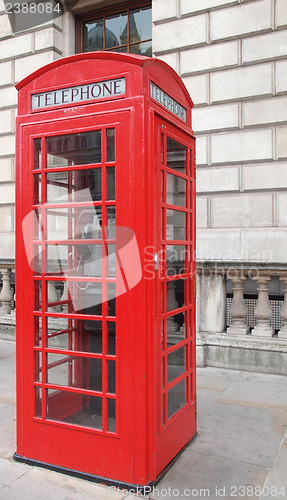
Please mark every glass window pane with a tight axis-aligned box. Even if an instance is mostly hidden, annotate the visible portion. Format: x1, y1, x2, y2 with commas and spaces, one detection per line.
107, 283, 116, 317
46, 169, 102, 204
108, 360, 116, 394
105, 12, 128, 48
35, 387, 42, 418
35, 351, 42, 382
166, 209, 186, 241
34, 209, 42, 240
166, 279, 185, 312
107, 322, 116, 355
47, 353, 102, 392
107, 398, 116, 432
46, 207, 102, 241
46, 389, 102, 430
34, 138, 41, 170
107, 206, 116, 239
167, 138, 186, 174
107, 244, 116, 277
83, 19, 104, 52
34, 316, 42, 346
46, 281, 102, 316
166, 313, 186, 344
46, 131, 101, 168
166, 245, 187, 276
34, 281, 42, 311
46, 244, 102, 277
167, 346, 186, 383
107, 167, 115, 200
130, 6, 152, 41
168, 378, 187, 419
106, 129, 115, 162
34, 174, 41, 204
166, 173, 186, 207
129, 40, 152, 57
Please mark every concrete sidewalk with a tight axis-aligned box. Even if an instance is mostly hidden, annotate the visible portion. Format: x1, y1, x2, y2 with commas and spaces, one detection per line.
0, 338, 286, 500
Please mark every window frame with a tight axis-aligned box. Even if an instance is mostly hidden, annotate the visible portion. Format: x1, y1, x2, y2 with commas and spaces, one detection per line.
76, 0, 152, 55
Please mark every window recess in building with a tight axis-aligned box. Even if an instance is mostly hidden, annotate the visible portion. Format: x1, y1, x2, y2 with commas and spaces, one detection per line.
77, 1, 152, 56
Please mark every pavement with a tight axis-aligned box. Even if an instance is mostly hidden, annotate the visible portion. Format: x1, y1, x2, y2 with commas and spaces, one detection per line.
0, 338, 287, 500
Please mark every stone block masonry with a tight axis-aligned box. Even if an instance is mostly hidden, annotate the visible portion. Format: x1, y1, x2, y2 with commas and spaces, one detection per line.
153, 0, 287, 263
0, 10, 74, 259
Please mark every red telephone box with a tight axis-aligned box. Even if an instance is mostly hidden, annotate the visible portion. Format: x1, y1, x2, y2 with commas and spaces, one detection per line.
15, 52, 196, 489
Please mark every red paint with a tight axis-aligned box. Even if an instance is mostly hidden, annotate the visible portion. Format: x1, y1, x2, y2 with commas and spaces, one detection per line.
15, 52, 196, 487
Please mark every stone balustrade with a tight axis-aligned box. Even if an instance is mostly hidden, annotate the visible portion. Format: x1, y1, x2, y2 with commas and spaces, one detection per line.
1, 259, 287, 373
196, 261, 287, 339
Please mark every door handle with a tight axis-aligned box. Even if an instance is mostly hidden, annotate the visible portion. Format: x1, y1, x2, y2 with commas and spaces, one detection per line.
154, 252, 159, 272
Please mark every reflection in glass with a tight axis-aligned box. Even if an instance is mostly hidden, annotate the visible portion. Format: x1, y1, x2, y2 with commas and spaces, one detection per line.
46, 169, 102, 203
167, 138, 186, 174
166, 279, 185, 313
83, 19, 103, 52
131, 6, 152, 41
166, 209, 186, 240
46, 131, 101, 167
129, 40, 152, 57
167, 346, 186, 383
166, 173, 186, 207
106, 12, 127, 47
168, 378, 186, 419
166, 245, 187, 276
107, 167, 115, 200
46, 389, 103, 430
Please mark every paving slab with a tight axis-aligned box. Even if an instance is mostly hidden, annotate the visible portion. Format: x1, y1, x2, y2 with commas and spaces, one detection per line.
218, 371, 287, 408
261, 430, 287, 500
0, 457, 30, 492
0, 466, 126, 500
0, 403, 16, 459
196, 367, 241, 392
190, 401, 287, 468
150, 450, 269, 500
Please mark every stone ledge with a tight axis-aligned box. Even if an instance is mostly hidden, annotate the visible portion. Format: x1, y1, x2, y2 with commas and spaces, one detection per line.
197, 331, 287, 375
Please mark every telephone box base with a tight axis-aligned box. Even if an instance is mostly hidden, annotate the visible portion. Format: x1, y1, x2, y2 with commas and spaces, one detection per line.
14, 434, 197, 493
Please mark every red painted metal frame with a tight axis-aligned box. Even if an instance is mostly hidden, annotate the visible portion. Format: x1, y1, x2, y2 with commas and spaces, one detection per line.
15, 52, 196, 487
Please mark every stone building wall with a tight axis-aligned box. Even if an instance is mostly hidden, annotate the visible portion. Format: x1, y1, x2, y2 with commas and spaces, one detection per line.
153, 0, 287, 263
0, 2, 74, 258
0, 0, 287, 265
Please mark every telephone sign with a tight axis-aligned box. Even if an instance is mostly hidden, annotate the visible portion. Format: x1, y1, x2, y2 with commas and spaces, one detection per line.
15, 52, 196, 490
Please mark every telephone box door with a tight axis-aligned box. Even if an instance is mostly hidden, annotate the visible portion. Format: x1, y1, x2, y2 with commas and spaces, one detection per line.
17, 110, 138, 481
154, 116, 196, 475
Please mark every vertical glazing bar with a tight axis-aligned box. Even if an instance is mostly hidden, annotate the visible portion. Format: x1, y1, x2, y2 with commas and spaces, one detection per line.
41, 136, 47, 420
102, 128, 108, 432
